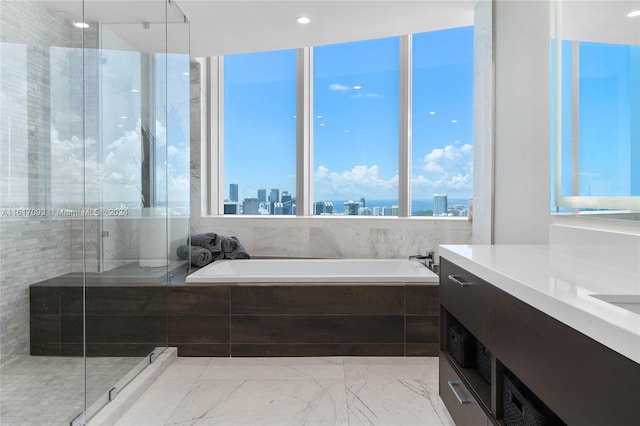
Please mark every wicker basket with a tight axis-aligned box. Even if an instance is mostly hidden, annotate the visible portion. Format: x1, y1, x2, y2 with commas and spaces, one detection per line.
449, 319, 476, 368
502, 371, 566, 426
476, 341, 492, 384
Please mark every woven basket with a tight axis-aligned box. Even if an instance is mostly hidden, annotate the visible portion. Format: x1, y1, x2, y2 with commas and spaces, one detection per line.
476, 341, 492, 384
449, 319, 476, 368
503, 371, 566, 426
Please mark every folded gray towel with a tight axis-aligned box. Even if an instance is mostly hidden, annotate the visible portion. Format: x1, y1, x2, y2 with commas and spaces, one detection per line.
220, 236, 251, 260
190, 233, 221, 253
189, 232, 250, 260
177, 244, 213, 267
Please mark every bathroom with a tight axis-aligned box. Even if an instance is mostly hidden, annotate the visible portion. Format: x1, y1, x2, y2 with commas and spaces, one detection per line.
1, 1, 639, 425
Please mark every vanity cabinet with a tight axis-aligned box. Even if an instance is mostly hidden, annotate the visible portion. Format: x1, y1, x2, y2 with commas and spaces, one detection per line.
439, 257, 640, 426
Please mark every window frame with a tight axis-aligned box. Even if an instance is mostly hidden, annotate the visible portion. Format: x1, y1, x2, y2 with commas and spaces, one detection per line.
205, 31, 473, 218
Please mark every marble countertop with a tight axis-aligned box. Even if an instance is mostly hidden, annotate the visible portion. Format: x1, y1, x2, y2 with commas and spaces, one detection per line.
439, 244, 640, 364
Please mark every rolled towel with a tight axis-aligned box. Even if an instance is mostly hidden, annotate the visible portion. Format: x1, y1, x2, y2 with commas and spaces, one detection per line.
177, 244, 213, 267
221, 236, 250, 259
190, 232, 221, 253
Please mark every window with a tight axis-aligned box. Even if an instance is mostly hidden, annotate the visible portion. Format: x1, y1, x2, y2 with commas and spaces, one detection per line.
313, 37, 400, 216
411, 27, 474, 217
214, 28, 474, 218
223, 49, 297, 215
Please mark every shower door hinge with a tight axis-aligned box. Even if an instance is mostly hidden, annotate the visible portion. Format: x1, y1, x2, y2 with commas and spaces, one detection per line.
70, 411, 85, 426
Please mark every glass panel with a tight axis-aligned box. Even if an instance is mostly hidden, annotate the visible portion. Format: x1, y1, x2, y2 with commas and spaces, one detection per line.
411, 27, 474, 217
165, 1, 191, 279
1, 1, 87, 424
551, 0, 640, 217
313, 37, 399, 216
223, 49, 297, 215
82, 0, 180, 419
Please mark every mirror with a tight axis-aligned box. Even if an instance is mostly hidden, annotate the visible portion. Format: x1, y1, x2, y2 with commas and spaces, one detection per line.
552, 0, 640, 218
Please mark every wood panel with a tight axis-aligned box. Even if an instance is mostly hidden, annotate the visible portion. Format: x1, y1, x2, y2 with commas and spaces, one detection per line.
406, 286, 439, 315
490, 286, 640, 425
230, 285, 404, 315
231, 343, 405, 357
168, 286, 230, 315
168, 315, 229, 344
231, 315, 404, 344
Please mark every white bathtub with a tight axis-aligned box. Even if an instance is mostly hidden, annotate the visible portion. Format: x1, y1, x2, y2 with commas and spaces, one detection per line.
185, 258, 439, 284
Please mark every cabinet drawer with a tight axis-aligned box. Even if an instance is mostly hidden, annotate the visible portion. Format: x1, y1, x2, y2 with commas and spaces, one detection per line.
439, 354, 490, 426
440, 258, 490, 344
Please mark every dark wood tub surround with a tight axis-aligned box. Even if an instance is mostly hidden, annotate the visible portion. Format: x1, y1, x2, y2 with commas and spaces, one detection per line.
30, 281, 439, 357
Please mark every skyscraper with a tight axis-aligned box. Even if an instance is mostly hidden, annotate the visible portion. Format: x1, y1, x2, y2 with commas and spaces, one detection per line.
242, 197, 259, 215
314, 201, 333, 215
257, 189, 267, 204
281, 191, 292, 204
269, 189, 280, 204
344, 200, 360, 215
229, 183, 239, 202
434, 194, 448, 216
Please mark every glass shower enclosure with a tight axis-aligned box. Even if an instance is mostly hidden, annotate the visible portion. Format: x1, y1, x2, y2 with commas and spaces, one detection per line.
0, 1, 190, 424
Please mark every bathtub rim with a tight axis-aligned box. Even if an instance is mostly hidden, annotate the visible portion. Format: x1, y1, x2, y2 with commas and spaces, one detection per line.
184, 258, 439, 284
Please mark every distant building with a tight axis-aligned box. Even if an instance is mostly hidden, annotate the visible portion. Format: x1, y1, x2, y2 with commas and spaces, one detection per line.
314, 201, 333, 215
272, 202, 284, 215
359, 197, 366, 208
224, 202, 240, 215
283, 200, 294, 215
382, 205, 399, 216
281, 191, 292, 204
358, 207, 372, 215
242, 197, 259, 215
269, 189, 280, 204
372, 206, 381, 216
257, 189, 267, 204
344, 200, 360, 215
229, 183, 238, 202
434, 194, 448, 216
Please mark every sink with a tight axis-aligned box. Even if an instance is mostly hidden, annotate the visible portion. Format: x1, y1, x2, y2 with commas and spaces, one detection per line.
590, 294, 640, 315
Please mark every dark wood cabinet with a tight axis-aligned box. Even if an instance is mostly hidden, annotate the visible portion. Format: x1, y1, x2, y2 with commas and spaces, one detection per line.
439, 257, 640, 426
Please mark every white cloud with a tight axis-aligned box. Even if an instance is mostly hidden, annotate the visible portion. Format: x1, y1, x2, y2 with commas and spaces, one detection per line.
314, 164, 397, 198
329, 83, 350, 92
414, 143, 473, 194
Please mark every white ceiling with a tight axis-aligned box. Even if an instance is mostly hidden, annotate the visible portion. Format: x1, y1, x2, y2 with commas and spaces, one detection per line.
44, 0, 640, 56
178, 0, 477, 57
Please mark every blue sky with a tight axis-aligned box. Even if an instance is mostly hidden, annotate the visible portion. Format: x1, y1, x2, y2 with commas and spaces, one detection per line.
224, 26, 474, 204
552, 40, 638, 205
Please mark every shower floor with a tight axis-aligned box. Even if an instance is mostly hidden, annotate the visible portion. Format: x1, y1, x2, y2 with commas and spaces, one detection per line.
0, 355, 144, 426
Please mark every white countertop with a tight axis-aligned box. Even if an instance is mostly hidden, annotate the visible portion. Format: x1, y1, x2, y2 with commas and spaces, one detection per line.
439, 244, 640, 364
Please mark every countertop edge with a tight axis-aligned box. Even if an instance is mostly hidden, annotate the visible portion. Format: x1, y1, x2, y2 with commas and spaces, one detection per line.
439, 244, 640, 365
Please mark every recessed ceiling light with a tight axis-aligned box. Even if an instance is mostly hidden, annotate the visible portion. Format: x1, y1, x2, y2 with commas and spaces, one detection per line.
628, 10, 640, 17
296, 16, 311, 24
73, 21, 89, 29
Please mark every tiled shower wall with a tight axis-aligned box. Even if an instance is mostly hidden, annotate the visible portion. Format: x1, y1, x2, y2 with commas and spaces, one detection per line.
0, 1, 77, 367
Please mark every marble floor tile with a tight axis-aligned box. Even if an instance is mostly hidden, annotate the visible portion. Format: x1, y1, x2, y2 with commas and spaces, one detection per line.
198, 357, 345, 381
346, 379, 454, 426
114, 380, 195, 426
165, 379, 349, 426
343, 356, 438, 381
158, 357, 212, 381
115, 356, 453, 426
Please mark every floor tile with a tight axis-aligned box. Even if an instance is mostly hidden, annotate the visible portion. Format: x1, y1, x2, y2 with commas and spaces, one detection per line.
164, 379, 349, 426
199, 357, 345, 381
158, 357, 212, 381
346, 379, 454, 426
114, 380, 195, 426
343, 356, 438, 381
